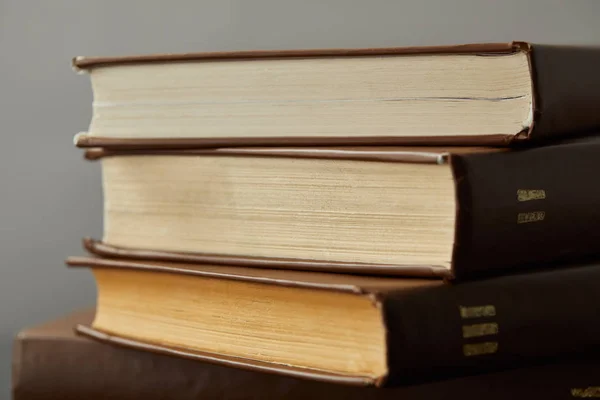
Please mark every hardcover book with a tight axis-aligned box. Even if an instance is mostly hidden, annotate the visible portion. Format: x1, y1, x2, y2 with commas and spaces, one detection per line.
14, 309, 600, 400
66, 256, 600, 387
74, 42, 600, 148
83, 139, 600, 279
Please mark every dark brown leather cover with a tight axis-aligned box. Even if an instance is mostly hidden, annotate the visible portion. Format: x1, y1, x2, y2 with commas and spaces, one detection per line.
66, 256, 600, 387
72, 43, 520, 70
73, 42, 600, 146
83, 237, 452, 278
13, 309, 600, 399
82, 139, 600, 279
83, 145, 500, 163
75, 133, 518, 148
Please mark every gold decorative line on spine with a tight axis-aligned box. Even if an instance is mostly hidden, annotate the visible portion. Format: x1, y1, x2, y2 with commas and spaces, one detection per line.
517, 189, 546, 202
571, 387, 600, 398
462, 323, 499, 338
517, 211, 545, 224
459, 305, 496, 319
463, 342, 499, 357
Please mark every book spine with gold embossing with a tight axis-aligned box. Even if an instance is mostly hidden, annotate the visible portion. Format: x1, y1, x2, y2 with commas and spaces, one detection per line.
383, 263, 600, 386
450, 139, 600, 279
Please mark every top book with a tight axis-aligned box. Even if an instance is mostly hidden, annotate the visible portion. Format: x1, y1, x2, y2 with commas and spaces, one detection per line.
73, 42, 600, 148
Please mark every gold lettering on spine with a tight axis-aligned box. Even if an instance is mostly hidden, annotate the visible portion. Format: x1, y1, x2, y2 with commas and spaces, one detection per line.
571, 387, 600, 398
460, 306, 499, 358
463, 342, 499, 357
462, 323, 499, 338
517, 211, 545, 224
459, 305, 496, 319
517, 189, 546, 202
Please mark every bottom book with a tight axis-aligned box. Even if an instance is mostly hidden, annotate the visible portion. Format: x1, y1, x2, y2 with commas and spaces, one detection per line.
12, 309, 600, 400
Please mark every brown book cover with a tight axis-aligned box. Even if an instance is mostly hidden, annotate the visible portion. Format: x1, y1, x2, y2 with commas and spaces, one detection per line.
13, 309, 600, 399
83, 138, 600, 279
66, 256, 600, 387
73, 42, 600, 147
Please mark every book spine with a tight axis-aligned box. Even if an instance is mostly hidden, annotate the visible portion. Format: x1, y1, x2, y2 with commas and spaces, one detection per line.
529, 44, 600, 139
450, 141, 600, 278
383, 263, 600, 385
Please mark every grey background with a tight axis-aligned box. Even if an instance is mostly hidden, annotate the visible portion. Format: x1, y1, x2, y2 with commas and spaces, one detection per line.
1, 0, 599, 396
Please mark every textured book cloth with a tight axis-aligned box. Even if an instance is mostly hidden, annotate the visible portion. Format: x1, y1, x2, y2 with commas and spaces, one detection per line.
68, 256, 600, 386
73, 42, 600, 147
12, 309, 600, 399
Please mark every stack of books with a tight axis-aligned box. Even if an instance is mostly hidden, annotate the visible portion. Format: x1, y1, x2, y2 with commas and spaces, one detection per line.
13, 42, 600, 399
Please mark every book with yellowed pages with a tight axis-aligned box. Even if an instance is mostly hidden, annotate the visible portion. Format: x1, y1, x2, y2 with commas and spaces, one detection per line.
83, 139, 600, 279
67, 255, 600, 387
73, 42, 600, 148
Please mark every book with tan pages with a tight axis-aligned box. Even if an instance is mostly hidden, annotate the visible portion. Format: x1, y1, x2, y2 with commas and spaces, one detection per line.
83, 138, 600, 279
66, 255, 600, 387
73, 42, 600, 148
